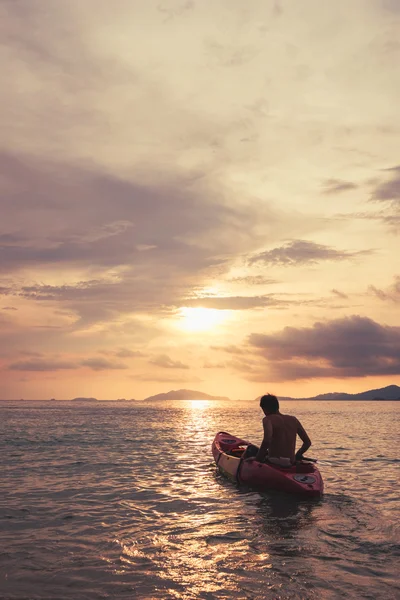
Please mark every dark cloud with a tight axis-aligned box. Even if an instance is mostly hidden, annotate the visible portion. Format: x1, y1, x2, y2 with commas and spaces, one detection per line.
381, 0, 400, 14
149, 354, 189, 369
11, 280, 179, 326
0, 151, 279, 327
323, 179, 358, 194
0, 287, 12, 296
2, 306, 17, 311
0, 152, 272, 274
9, 359, 76, 372
372, 166, 400, 203
244, 362, 333, 382
80, 358, 128, 371
248, 240, 369, 267
247, 315, 400, 380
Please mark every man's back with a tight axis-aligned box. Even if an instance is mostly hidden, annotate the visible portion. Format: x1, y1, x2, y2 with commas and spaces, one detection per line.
265, 413, 299, 462
254, 394, 312, 465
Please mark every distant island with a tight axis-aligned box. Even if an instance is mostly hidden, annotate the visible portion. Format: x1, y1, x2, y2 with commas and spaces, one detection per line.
145, 385, 400, 403
268, 384, 400, 402
144, 389, 230, 401
10, 384, 396, 403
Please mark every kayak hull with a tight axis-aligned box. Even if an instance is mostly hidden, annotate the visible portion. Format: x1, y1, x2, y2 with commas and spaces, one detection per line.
212, 431, 324, 497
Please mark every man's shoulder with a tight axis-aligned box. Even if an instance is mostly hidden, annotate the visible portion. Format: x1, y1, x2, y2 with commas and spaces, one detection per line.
282, 413, 300, 424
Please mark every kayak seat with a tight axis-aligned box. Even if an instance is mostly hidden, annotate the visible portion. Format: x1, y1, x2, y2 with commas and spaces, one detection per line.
266, 460, 294, 470
229, 447, 246, 456
242, 444, 259, 459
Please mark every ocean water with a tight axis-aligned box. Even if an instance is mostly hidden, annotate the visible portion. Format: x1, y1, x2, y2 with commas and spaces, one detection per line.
1, 399, 399, 600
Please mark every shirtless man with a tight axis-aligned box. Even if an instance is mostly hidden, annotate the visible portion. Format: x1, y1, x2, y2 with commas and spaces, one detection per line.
250, 393, 311, 465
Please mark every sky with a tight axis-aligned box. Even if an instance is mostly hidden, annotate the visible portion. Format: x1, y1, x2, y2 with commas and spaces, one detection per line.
1, 0, 400, 400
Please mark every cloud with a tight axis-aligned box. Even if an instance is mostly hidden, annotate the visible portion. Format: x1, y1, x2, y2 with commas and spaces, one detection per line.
183, 295, 286, 310
333, 207, 400, 234
331, 289, 348, 299
368, 166, 400, 234
323, 179, 358, 194
368, 277, 400, 302
8, 356, 129, 371
9, 359, 76, 372
372, 166, 400, 203
114, 348, 146, 358
149, 354, 190, 369
80, 357, 128, 371
381, 0, 400, 14
382, 214, 400, 230
248, 240, 370, 267
211, 344, 246, 355
203, 360, 225, 369
19, 351, 43, 358
99, 347, 146, 358
229, 276, 279, 286
226, 357, 261, 374
0, 151, 280, 328
2, 306, 17, 311
157, 0, 194, 22
247, 316, 400, 380
1, 0, 400, 398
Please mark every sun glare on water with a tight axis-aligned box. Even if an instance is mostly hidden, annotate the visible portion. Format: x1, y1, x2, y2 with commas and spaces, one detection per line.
189, 400, 210, 409
178, 307, 228, 332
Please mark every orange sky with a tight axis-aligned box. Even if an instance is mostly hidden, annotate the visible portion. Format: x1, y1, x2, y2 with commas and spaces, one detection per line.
1, 0, 399, 399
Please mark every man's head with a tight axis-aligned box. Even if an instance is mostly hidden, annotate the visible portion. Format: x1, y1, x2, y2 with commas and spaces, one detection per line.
260, 393, 279, 415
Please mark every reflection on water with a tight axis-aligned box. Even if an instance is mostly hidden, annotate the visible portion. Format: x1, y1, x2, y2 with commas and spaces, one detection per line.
1, 400, 399, 599
188, 399, 211, 410
256, 493, 320, 536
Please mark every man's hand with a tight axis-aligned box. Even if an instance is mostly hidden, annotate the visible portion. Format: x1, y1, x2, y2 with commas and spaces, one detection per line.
295, 450, 304, 462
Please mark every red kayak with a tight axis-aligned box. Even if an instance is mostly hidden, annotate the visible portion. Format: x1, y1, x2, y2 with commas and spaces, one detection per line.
212, 431, 324, 497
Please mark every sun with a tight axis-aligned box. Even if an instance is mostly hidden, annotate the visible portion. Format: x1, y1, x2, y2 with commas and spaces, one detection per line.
178, 307, 228, 332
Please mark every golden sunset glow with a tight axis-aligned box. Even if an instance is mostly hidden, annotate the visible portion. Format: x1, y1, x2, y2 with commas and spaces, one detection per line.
178, 307, 230, 332
1, 0, 399, 400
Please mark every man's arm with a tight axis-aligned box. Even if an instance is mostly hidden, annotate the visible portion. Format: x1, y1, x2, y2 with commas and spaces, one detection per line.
295, 419, 311, 460
254, 417, 272, 462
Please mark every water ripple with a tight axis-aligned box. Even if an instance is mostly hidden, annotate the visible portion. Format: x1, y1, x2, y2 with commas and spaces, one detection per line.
1, 399, 399, 599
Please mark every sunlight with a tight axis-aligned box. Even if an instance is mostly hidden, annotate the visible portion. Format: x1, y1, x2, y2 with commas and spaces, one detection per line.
178, 307, 229, 332
189, 399, 210, 409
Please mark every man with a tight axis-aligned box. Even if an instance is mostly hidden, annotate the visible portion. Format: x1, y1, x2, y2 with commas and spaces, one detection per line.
249, 393, 311, 465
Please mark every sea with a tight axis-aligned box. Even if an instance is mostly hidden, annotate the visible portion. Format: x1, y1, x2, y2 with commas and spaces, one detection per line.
1, 399, 399, 600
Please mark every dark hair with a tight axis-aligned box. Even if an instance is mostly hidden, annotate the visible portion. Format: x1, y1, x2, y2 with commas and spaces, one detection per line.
260, 393, 279, 413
